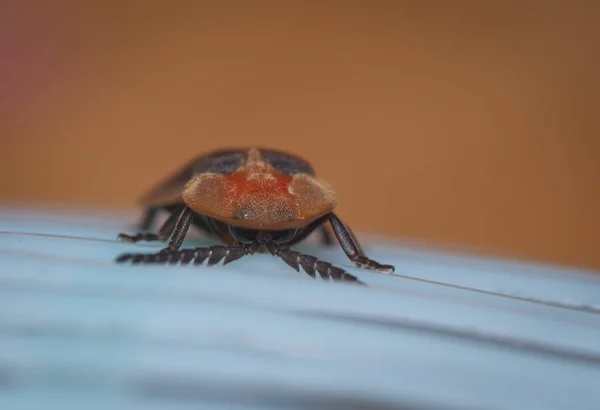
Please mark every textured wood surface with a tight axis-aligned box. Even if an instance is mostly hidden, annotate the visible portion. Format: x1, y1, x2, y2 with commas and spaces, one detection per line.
1, 208, 599, 410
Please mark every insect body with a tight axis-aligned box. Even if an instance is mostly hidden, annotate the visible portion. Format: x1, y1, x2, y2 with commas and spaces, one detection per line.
115, 147, 394, 285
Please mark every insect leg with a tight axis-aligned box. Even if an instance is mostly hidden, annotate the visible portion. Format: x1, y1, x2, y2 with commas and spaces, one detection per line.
327, 212, 395, 273
163, 206, 193, 251
137, 207, 159, 231
283, 214, 329, 247
267, 245, 365, 285
115, 243, 256, 266
118, 205, 185, 243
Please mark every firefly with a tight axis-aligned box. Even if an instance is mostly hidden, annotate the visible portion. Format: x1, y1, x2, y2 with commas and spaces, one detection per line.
115, 147, 395, 285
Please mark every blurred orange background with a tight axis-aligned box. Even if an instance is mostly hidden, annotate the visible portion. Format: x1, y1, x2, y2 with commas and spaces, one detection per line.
1, 1, 598, 270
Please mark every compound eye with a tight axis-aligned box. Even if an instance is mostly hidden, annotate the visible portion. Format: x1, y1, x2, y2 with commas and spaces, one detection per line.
228, 226, 257, 244
271, 229, 298, 244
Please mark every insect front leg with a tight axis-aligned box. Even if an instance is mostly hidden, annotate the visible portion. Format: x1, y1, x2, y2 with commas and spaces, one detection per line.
328, 212, 395, 274
161, 206, 194, 251
137, 207, 159, 231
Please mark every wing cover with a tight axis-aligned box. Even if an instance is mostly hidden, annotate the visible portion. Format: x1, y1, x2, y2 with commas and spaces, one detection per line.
138, 150, 245, 206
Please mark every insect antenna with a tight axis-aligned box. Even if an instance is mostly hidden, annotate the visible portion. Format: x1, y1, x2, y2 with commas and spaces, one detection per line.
267, 245, 366, 285
115, 244, 256, 266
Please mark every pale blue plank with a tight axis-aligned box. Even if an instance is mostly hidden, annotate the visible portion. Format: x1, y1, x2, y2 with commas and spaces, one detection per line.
1, 208, 599, 410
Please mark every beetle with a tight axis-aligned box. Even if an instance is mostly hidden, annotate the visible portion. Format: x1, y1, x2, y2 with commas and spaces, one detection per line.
115, 147, 395, 285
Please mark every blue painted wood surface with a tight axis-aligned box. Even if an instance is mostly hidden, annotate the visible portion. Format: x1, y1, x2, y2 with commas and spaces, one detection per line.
1, 208, 599, 410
